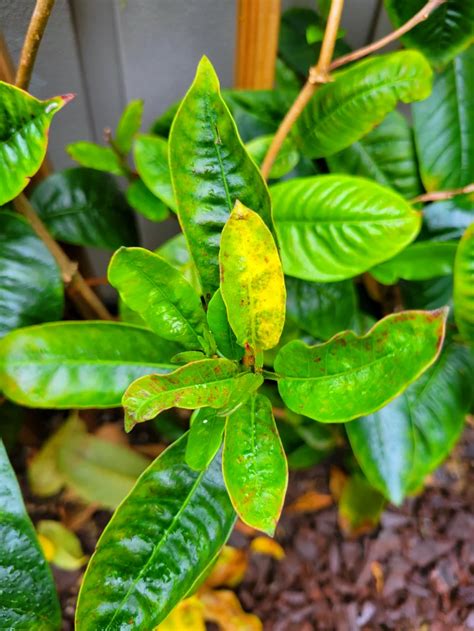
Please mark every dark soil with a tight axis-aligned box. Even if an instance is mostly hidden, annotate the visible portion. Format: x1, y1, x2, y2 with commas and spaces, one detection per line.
22, 421, 474, 631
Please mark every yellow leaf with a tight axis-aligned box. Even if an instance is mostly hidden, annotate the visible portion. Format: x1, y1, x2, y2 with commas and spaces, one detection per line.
205, 546, 248, 588
250, 536, 285, 560
156, 596, 205, 631
37, 533, 55, 562
286, 490, 333, 514
220, 201, 286, 352
200, 590, 262, 631
36, 520, 88, 571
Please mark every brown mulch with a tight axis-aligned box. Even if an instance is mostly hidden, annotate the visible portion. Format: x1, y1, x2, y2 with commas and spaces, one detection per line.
21, 422, 474, 630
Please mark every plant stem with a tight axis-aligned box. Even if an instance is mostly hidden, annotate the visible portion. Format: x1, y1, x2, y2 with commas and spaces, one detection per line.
411, 182, 474, 204
0, 1, 113, 320
329, 0, 446, 70
15, 0, 56, 90
261, 0, 446, 180
261, 0, 345, 179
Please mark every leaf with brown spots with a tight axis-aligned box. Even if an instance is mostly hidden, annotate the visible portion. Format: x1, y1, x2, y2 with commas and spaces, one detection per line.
219, 201, 286, 352
275, 308, 448, 422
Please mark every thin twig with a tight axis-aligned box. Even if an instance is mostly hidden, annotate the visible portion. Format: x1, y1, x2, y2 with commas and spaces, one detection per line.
411, 183, 474, 204
15, 0, 56, 89
261, 0, 446, 180
330, 0, 447, 70
261, 0, 345, 179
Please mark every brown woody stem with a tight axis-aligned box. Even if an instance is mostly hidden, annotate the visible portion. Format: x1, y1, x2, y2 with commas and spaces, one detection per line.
261, 0, 345, 179
261, 0, 446, 180
411, 182, 474, 204
15, 0, 56, 90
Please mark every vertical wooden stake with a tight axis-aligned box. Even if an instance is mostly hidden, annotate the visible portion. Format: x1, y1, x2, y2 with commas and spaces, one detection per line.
235, 0, 281, 89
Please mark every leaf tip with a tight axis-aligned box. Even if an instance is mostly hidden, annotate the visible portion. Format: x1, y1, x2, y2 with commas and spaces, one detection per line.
60, 93, 76, 106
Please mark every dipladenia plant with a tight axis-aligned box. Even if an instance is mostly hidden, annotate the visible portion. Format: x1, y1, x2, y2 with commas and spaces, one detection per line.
0, 0, 473, 629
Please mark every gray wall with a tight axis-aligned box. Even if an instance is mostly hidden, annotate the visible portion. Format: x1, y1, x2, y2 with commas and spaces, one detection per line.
1, 0, 388, 281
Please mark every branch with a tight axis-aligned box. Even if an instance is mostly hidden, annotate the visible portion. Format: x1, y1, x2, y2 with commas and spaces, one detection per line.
261, 0, 345, 179
411, 182, 474, 204
261, 0, 446, 180
330, 0, 447, 70
16, 0, 56, 90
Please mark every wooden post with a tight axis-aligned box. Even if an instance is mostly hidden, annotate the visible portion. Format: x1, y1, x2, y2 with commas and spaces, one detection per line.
234, 0, 281, 89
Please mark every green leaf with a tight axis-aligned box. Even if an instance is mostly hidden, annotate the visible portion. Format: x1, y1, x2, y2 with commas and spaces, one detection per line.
384, 0, 474, 68
246, 134, 299, 179
185, 407, 225, 471
220, 202, 286, 352
327, 111, 423, 199
171, 351, 206, 364
0, 322, 177, 408
275, 308, 448, 422
30, 168, 139, 249
0, 212, 63, 338
0, 83, 70, 205
67, 141, 125, 176
371, 241, 458, 284
422, 195, 474, 241
115, 99, 144, 155
223, 394, 287, 535
133, 134, 176, 210
108, 247, 214, 353
207, 289, 244, 360
169, 56, 272, 300
412, 46, 474, 191
454, 222, 474, 342
126, 178, 169, 222
296, 51, 432, 158
286, 276, 356, 340
271, 175, 421, 281
123, 358, 263, 431
347, 342, 474, 504
0, 440, 61, 630
156, 233, 201, 293
401, 276, 453, 312
75, 435, 236, 630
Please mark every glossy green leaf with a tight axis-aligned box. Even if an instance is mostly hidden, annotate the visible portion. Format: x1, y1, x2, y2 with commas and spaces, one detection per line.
123, 358, 263, 431
133, 134, 176, 210
169, 56, 272, 300
30, 168, 139, 249
0, 83, 70, 205
220, 202, 286, 352
76, 436, 235, 629
454, 222, 474, 342
246, 134, 299, 179
115, 99, 144, 155
126, 178, 169, 222
296, 51, 432, 158
185, 407, 225, 471
0, 322, 177, 408
275, 308, 448, 422
384, 0, 474, 68
422, 195, 474, 241
286, 276, 356, 340
223, 394, 287, 535
401, 276, 454, 312
207, 289, 244, 360
412, 46, 474, 191
156, 233, 201, 293
0, 440, 61, 629
108, 247, 213, 353
327, 111, 423, 199
67, 141, 125, 176
371, 241, 458, 284
0, 212, 63, 338
271, 175, 421, 281
347, 343, 474, 504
